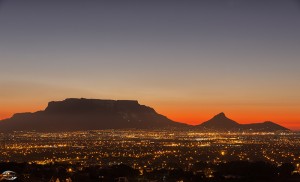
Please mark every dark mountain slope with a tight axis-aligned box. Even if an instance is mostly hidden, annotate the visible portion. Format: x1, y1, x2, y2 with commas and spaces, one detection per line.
197, 112, 289, 132
0, 98, 187, 132
200, 112, 240, 130
0, 99, 289, 132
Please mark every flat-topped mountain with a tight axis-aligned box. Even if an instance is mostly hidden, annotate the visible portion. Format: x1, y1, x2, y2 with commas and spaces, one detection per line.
0, 98, 187, 131
0, 98, 290, 132
197, 112, 289, 132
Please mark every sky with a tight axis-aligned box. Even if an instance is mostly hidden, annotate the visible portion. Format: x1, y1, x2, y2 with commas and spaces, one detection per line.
0, 0, 300, 130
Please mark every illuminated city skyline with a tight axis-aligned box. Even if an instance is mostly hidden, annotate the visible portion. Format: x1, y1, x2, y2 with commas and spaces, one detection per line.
1, 130, 299, 181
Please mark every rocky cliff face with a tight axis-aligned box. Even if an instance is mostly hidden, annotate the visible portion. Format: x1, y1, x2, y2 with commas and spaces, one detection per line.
44, 99, 155, 114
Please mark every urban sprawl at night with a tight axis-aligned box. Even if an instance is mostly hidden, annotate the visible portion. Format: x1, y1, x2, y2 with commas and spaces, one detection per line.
1, 130, 300, 181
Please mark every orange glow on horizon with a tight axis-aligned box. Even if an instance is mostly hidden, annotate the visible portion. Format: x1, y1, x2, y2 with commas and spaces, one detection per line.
153, 105, 300, 130
1, 104, 299, 130
1, 105, 45, 120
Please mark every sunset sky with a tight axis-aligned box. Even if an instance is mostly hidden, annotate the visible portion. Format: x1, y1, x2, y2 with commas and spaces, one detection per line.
0, 0, 300, 130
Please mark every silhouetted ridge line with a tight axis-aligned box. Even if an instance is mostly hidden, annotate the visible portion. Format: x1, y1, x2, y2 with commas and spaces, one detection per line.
197, 112, 289, 132
0, 98, 289, 132
200, 112, 239, 130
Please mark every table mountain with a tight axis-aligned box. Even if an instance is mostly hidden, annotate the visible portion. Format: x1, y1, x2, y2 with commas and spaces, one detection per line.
0, 98, 187, 132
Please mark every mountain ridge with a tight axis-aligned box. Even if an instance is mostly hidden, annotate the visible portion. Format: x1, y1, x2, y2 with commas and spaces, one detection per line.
197, 112, 289, 132
0, 98, 289, 132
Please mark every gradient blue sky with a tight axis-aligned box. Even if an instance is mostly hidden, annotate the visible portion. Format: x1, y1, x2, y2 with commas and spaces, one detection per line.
0, 0, 300, 129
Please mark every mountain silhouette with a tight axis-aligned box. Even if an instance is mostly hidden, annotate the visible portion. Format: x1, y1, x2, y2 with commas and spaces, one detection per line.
0, 98, 290, 132
0, 98, 187, 132
198, 112, 289, 132
241, 121, 290, 132
200, 112, 240, 130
